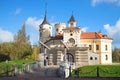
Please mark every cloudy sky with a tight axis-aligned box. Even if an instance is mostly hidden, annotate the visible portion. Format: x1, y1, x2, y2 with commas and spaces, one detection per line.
0, 0, 120, 47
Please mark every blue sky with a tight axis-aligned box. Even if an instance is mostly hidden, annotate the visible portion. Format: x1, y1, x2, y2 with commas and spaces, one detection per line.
0, 0, 120, 48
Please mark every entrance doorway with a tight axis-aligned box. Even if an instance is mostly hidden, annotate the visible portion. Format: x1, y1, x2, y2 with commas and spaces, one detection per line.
66, 53, 74, 63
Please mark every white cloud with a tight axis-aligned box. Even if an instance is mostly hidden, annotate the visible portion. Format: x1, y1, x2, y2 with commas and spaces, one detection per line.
26, 17, 43, 30
81, 27, 88, 32
0, 29, 13, 43
92, 0, 120, 6
104, 18, 120, 46
15, 8, 22, 15
25, 16, 56, 45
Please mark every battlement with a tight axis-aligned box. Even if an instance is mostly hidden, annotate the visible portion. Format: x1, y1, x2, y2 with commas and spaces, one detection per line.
54, 22, 66, 28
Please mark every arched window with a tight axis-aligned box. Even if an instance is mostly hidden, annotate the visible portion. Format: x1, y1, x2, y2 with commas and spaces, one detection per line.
105, 45, 108, 51
95, 57, 97, 60
105, 55, 108, 60
69, 38, 75, 44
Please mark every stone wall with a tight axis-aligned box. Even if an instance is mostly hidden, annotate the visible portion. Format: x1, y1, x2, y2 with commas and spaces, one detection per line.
75, 51, 89, 67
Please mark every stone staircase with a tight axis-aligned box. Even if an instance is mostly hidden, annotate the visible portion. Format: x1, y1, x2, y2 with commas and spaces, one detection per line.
22, 65, 59, 77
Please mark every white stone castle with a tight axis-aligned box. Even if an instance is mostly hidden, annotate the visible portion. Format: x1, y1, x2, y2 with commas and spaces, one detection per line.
39, 11, 112, 67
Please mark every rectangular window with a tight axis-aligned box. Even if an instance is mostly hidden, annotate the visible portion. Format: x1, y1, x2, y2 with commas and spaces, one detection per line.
96, 45, 99, 50
89, 45, 92, 50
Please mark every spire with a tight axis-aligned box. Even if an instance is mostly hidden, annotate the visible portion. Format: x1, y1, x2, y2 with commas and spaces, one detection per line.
68, 12, 76, 23
68, 12, 77, 27
41, 3, 50, 25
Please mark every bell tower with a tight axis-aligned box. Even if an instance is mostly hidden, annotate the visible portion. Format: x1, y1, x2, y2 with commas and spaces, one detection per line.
68, 14, 77, 27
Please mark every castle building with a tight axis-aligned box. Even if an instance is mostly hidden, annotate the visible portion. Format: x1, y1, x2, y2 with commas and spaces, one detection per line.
39, 12, 112, 67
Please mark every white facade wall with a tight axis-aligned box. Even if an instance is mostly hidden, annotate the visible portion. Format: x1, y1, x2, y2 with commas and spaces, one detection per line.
100, 39, 112, 64
63, 30, 81, 45
54, 23, 66, 35
80, 39, 112, 64
41, 24, 52, 36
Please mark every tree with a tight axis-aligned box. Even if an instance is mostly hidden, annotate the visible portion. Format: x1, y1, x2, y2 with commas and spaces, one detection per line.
112, 48, 120, 62
0, 22, 33, 62
0, 42, 32, 62
32, 45, 39, 60
14, 22, 30, 44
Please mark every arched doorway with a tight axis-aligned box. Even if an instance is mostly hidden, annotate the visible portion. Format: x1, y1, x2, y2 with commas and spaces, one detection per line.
66, 53, 74, 63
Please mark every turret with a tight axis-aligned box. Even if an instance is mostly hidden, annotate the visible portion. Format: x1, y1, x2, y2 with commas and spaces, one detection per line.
68, 15, 77, 27
54, 23, 66, 35
39, 11, 52, 43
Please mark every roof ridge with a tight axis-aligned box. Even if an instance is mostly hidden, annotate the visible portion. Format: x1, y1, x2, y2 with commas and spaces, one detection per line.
95, 32, 101, 38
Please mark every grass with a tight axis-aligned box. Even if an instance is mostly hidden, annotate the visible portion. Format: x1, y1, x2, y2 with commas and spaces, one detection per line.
0, 59, 33, 75
71, 65, 120, 77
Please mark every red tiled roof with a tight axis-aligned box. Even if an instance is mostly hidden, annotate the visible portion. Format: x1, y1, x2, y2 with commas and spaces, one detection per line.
81, 32, 112, 39
52, 34, 63, 40
44, 35, 63, 43
45, 32, 112, 43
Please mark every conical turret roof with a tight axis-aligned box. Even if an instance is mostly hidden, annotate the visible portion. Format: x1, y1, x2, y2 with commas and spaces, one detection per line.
41, 11, 50, 25
68, 15, 76, 22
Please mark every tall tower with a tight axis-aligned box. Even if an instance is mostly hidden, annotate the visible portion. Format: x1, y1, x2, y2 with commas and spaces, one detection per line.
68, 15, 77, 27
39, 11, 52, 43
63, 14, 81, 46
54, 23, 66, 35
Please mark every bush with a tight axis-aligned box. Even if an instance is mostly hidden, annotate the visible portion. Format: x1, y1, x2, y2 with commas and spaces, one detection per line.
71, 65, 120, 77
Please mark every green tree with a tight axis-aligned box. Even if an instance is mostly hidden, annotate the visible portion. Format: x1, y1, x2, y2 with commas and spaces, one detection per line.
0, 42, 32, 62
112, 48, 120, 62
32, 45, 39, 60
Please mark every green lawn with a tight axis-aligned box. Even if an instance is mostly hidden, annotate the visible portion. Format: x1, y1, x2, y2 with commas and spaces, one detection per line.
71, 65, 120, 77
0, 59, 33, 75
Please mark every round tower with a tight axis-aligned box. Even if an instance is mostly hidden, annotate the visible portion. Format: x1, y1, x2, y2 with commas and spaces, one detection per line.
54, 23, 66, 35
39, 11, 52, 43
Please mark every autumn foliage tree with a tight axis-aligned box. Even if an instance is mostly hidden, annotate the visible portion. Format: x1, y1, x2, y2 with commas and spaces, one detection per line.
0, 42, 32, 61
0, 23, 32, 62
